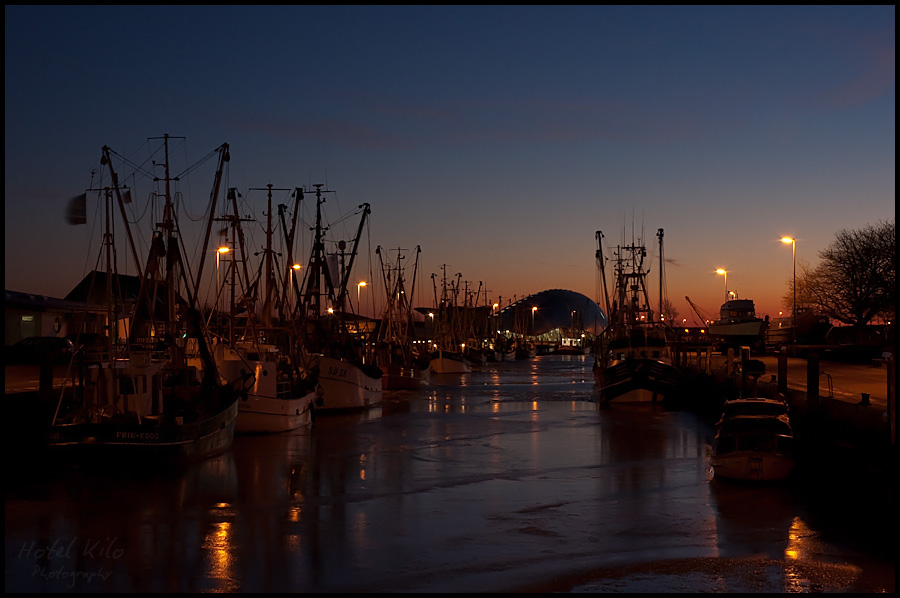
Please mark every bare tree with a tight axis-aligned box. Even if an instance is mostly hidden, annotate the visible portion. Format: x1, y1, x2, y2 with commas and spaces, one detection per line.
800, 220, 895, 336
781, 259, 816, 314
660, 297, 679, 325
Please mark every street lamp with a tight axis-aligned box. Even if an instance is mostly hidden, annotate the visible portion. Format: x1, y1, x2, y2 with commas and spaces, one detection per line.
216, 246, 230, 313
288, 264, 301, 311
716, 268, 727, 303
781, 237, 796, 341
531, 306, 537, 335
357, 281, 367, 315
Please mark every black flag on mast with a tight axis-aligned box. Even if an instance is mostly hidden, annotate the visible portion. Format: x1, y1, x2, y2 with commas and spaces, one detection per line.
66, 193, 87, 225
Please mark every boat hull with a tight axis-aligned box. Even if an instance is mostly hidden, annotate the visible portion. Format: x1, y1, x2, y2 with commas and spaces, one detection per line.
429, 351, 472, 374
711, 452, 795, 482
236, 392, 314, 433
316, 356, 383, 411
380, 364, 431, 390
709, 321, 767, 345
594, 358, 681, 404
214, 343, 314, 434
48, 398, 239, 461
709, 298, 767, 346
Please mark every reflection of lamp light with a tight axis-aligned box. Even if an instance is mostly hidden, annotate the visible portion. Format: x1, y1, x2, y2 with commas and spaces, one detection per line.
716, 268, 727, 302
781, 237, 796, 342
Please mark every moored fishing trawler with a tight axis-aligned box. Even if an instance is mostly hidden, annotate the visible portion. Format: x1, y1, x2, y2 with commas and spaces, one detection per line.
216, 341, 315, 433
375, 245, 432, 389
49, 136, 243, 460
211, 184, 316, 434
296, 184, 382, 411
592, 228, 681, 404
429, 347, 473, 374
427, 266, 474, 375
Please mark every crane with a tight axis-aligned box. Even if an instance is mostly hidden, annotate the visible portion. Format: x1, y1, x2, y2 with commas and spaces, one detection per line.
684, 296, 712, 328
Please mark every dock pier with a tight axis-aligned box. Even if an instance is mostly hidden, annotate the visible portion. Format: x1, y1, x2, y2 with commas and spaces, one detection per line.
673, 343, 895, 479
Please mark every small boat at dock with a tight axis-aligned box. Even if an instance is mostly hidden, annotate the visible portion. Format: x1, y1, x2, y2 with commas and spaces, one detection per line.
710, 395, 795, 482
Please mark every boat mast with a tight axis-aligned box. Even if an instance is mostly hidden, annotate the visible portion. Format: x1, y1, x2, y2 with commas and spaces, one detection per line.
657, 228, 664, 325
595, 231, 611, 318
100, 146, 142, 275
335, 202, 371, 312
249, 183, 290, 326
191, 143, 230, 303
160, 135, 177, 337
301, 184, 337, 320
277, 187, 305, 318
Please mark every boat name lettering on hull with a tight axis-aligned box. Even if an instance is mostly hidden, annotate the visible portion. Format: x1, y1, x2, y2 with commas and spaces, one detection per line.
327, 366, 348, 378
115, 431, 160, 440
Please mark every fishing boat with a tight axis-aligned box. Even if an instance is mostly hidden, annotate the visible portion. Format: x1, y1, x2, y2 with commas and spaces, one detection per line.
430, 348, 473, 374
211, 184, 316, 433
375, 245, 432, 389
217, 342, 315, 433
49, 136, 243, 460
708, 296, 768, 349
514, 338, 537, 360
710, 396, 795, 482
296, 184, 383, 411
427, 266, 474, 374
592, 228, 681, 404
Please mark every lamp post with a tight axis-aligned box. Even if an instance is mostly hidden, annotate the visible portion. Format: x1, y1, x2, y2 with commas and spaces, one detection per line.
289, 264, 301, 313
357, 281, 367, 316
531, 306, 537, 335
716, 268, 727, 303
781, 237, 796, 342
216, 246, 230, 313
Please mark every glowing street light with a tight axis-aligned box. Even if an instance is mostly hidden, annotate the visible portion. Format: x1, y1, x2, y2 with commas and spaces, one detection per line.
531, 306, 537, 334
781, 237, 797, 342
716, 268, 727, 302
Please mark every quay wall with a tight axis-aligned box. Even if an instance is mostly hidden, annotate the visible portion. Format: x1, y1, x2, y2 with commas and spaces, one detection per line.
671, 345, 895, 482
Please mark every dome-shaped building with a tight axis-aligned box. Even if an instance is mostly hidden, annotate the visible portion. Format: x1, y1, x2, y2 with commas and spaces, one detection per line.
497, 289, 607, 338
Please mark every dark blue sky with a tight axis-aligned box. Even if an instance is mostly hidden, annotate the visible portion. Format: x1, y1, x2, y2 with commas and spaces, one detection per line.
5, 6, 894, 318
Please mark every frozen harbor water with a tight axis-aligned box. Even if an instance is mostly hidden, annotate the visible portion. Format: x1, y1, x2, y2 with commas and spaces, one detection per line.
5, 355, 894, 592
